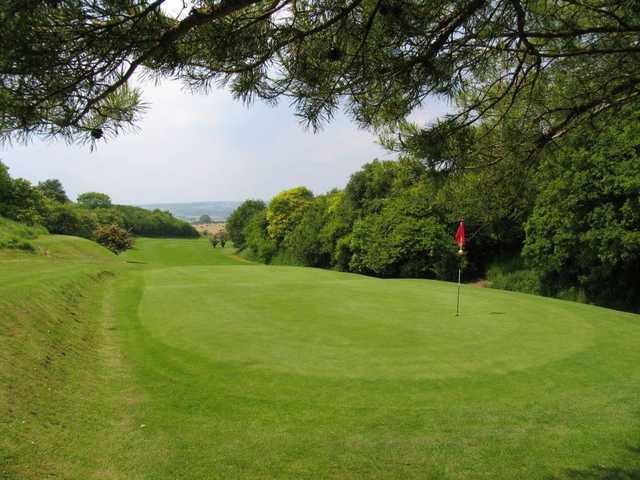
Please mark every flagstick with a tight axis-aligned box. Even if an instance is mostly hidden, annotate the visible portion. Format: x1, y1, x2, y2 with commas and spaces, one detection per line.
456, 264, 461, 316
454, 218, 465, 317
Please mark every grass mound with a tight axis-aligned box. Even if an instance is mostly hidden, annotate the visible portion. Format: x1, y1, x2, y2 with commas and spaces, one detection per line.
0, 216, 47, 251
34, 234, 116, 259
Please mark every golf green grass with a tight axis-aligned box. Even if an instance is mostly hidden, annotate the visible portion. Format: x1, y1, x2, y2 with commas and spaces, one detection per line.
2, 234, 640, 479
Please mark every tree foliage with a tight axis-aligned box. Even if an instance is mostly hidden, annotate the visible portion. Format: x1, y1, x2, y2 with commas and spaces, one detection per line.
37, 179, 69, 203
266, 187, 313, 244
285, 194, 333, 267
226, 199, 266, 249
523, 108, 640, 311
0, 165, 197, 242
0, 175, 47, 226
77, 191, 112, 209
235, 163, 461, 279
115, 205, 199, 237
243, 209, 277, 262
2, 0, 638, 154
93, 224, 134, 254
349, 183, 456, 278
45, 202, 98, 238
0, 162, 12, 203
217, 231, 227, 248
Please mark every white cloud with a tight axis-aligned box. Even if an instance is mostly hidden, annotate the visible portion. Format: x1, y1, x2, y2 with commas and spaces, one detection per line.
1, 80, 449, 204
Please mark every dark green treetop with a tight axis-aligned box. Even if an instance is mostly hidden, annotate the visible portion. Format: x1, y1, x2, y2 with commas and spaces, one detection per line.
37, 179, 69, 203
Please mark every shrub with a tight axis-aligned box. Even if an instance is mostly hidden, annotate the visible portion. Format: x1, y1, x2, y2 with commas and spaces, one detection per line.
486, 258, 543, 295
93, 224, 134, 254
217, 231, 227, 248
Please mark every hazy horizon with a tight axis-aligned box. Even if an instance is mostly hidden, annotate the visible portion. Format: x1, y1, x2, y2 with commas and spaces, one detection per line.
138, 200, 242, 221
138, 200, 250, 206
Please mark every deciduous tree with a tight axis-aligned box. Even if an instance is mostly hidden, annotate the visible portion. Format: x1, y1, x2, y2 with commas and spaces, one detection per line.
227, 199, 266, 249
523, 107, 640, 311
266, 187, 313, 244
77, 192, 112, 209
37, 179, 69, 203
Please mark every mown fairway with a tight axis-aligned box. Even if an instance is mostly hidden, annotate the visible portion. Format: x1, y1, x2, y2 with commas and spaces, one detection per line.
2, 235, 640, 479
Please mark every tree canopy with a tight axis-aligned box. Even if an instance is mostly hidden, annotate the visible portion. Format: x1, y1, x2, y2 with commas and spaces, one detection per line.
523, 107, 640, 310
266, 186, 313, 244
2, 0, 638, 155
226, 199, 266, 249
77, 191, 112, 209
37, 179, 69, 203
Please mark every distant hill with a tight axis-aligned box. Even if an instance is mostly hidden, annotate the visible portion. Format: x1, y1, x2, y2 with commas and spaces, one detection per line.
138, 201, 243, 222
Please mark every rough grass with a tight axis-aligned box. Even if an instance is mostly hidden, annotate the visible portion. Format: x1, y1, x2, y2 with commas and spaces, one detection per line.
486, 257, 543, 295
0, 216, 47, 251
2, 235, 640, 479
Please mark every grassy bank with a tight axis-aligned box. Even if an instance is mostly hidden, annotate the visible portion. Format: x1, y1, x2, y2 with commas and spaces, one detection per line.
0, 234, 132, 478
0, 217, 47, 251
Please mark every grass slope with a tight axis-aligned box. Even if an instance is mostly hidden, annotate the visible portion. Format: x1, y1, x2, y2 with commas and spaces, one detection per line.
0, 217, 47, 251
0, 234, 133, 479
2, 235, 640, 479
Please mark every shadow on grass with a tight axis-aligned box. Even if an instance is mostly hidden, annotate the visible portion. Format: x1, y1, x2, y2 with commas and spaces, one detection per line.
550, 447, 640, 479
561, 467, 640, 479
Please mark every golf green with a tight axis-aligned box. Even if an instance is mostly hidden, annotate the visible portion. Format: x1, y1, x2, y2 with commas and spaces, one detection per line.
116, 238, 640, 479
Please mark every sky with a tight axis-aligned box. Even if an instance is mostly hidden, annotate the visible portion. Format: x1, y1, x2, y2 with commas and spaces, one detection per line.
0, 1, 451, 205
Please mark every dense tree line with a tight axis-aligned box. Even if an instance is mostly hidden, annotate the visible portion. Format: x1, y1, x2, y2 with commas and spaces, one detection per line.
523, 113, 640, 312
0, 162, 199, 241
229, 107, 640, 313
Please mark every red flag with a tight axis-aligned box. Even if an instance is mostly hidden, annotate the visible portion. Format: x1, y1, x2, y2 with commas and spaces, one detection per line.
455, 220, 465, 249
